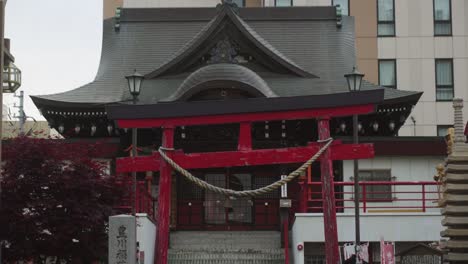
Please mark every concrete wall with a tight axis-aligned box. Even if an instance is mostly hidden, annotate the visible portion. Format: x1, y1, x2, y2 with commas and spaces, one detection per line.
136, 214, 156, 264
342, 156, 444, 213
292, 213, 443, 264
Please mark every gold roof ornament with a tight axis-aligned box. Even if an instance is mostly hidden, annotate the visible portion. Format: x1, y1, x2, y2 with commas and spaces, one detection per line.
446, 127, 455, 155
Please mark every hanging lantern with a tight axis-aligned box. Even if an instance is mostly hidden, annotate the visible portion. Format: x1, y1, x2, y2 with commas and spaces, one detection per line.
181, 126, 186, 139
3, 63, 22, 93
340, 122, 346, 132
264, 121, 270, 139
281, 120, 286, 138
107, 124, 114, 135
90, 125, 97, 136
358, 122, 363, 132
389, 121, 396, 131
58, 124, 65, 134
372, 122, 379, 132
74, 124, 81, 135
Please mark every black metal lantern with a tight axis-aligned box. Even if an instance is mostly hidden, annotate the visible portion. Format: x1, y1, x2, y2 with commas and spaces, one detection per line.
3, 63, 22, 93
125, 70, 144, 99
344, 67, 364, 92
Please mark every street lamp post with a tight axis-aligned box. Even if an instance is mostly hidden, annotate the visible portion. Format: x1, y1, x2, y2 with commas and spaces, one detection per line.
345, 67, 364, 264
126, 70, 144, 215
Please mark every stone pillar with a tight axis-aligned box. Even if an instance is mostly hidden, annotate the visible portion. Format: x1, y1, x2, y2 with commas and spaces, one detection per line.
109, 215, 137, 264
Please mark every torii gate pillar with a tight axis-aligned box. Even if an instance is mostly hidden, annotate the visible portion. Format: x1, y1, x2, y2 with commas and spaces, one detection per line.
156, 126, 174, 264
318, 117, 340, 264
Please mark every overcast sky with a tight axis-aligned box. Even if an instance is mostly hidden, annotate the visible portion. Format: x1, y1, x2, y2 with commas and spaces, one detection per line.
5, 0, 103, 120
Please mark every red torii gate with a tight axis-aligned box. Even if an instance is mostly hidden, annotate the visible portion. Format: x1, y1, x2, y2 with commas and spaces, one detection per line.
108, 90, 383, 264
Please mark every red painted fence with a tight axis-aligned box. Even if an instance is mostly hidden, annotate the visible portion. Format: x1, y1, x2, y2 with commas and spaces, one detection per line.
115, 180, 157, 220
304, 181, 440, 213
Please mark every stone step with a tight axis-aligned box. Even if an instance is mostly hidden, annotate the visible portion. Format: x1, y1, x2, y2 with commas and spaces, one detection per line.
445, 240, 468, 249
445, 183, 468, 193
445, 173, 468, 183
442, 216, 468, 226
442, 205, 468, 215
168, 231, 285, 263
446, 164, 468, 173
170, 231, 281, 250
441, 194, 468, 204
441, 228, 468, 237
168, 251, 285, 264
446, 252, 468, 262
447, 155, 468, 163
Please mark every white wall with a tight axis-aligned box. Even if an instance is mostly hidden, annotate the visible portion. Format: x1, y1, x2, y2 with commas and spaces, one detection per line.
383, 0, 468, 136
342, 156, 444, 213
292, 213, 443, 264
136, 214, 157, 264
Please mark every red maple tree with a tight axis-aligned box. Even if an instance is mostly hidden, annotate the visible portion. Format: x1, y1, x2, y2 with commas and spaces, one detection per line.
0, 137, 124, 263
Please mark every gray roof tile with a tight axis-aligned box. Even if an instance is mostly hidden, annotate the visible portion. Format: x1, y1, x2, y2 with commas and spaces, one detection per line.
32, 6, 421, 108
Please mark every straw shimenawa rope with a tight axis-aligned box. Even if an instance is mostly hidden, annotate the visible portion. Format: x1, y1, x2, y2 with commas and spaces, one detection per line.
158, 138, 333, 197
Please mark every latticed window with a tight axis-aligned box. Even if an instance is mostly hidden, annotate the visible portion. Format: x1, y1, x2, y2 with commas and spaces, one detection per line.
359, 170, 392, 201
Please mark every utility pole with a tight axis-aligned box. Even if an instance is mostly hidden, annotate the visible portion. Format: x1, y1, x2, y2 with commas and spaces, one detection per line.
0, 0, 5, 263
14, 91, 25, 135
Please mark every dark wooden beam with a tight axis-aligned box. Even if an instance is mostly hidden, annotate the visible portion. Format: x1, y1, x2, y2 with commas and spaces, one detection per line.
116, 104, 376, 128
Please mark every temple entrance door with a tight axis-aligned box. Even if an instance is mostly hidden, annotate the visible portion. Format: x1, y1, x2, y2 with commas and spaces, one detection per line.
204, 172, 253, 230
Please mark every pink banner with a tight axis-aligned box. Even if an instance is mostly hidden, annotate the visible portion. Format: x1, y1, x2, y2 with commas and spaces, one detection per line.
380, 238, 395, 264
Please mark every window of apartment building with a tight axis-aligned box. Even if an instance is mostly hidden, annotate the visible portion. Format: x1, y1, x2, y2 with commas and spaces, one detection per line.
275, 0, 293, 7
332, 0, 349, 16
377, 0, 395, 37
233, 0, 264, 7
359, 170, 392, 201
232, 0, 245, 7
435, 59, 454, 101
379, 59, 397, 88
434, 0, 452, 36
437, 125, 453, 136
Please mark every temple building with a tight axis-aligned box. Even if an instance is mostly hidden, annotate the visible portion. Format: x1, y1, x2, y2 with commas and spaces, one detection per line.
32, 1, 450, 264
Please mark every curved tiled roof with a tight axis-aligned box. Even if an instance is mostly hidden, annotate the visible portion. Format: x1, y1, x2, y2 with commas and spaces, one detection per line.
144, 4, 315, 79
31, 6, 422, 109
165, 63, 277, 101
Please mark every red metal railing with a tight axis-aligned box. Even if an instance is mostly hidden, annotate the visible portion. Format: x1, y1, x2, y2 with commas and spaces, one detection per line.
303, 181, 440, 213
115, 179, 157, 220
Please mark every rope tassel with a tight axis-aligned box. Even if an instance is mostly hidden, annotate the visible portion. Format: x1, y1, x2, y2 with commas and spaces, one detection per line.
158, 138, 333, 197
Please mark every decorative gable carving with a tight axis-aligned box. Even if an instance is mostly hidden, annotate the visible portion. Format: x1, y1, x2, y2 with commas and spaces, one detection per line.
145, 1, 316, 79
